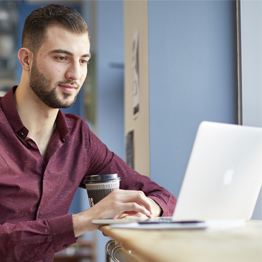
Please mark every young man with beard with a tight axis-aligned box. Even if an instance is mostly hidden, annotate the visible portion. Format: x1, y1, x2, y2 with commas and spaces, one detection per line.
0, 4, 176, 261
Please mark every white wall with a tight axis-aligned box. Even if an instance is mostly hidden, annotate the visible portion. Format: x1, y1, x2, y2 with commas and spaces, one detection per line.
240, 0, 262, 220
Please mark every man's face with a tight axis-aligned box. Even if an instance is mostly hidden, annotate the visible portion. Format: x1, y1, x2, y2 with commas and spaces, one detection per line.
29, 25, 91, 108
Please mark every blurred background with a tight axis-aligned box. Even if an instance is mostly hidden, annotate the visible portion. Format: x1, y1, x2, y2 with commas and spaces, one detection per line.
0, 1, 17, 96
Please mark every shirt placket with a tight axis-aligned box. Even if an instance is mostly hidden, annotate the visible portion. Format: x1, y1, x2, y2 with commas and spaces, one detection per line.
36, 132, 65, 220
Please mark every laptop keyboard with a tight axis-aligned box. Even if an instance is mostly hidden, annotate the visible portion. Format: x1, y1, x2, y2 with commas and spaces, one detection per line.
138, 218, 204, 224
138, 217, 173, 224
148, 217, 173, 222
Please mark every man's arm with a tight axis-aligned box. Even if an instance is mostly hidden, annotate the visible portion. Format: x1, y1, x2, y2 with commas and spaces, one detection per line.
87, 129, 177, 217
0, 189, 161, 260
70, 122, 177, 238
0, 214, 76, 261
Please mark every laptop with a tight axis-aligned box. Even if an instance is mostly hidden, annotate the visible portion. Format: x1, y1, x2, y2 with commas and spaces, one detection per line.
92, 121, 262, 229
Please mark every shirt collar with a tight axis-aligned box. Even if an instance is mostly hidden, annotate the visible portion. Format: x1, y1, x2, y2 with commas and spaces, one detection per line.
2, 86, 68, 141
56, 110, 69, 141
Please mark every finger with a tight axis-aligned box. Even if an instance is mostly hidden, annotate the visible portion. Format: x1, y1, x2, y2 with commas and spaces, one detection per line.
116, 211, 138, 219
116, 202, 151, 218
117, 212, 149, 220
113, 190, 153, 214
120, 215, 148, 220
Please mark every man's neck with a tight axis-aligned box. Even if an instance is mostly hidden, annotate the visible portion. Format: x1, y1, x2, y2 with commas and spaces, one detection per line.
15, 84, 59, 157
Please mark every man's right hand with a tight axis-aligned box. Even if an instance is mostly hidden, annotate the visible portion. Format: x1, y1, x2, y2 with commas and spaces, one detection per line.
72, 189, 153, 237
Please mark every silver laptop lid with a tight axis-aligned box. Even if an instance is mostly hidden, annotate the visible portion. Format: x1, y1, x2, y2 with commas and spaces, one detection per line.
173, 121, 262, 221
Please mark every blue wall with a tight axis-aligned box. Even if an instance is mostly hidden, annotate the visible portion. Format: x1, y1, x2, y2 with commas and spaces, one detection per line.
148, 0, 238, 197
96, 3, 124, 157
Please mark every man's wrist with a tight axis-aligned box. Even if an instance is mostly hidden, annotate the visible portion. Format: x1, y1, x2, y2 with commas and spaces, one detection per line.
148, 197, 162, 217
72, 211, 98, 238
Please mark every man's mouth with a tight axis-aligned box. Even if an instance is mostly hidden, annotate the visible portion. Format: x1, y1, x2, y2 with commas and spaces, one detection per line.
58, 83, 78, 93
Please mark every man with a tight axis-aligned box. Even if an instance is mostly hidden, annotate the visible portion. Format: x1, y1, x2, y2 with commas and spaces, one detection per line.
0, 4, 176, 261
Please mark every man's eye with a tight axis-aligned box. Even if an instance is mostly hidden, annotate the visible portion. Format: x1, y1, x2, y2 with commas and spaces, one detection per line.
57, 56, 66, 61
80, 60, 89, 65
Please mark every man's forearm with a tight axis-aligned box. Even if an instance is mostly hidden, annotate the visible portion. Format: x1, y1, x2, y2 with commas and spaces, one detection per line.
0, 215, 76, 261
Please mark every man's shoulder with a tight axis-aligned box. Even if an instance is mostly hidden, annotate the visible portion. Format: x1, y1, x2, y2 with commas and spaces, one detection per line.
62, 112, 90, 131
63, 112, 82, 122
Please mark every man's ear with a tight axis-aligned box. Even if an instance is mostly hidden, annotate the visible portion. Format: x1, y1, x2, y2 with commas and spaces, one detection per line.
18, 48, 34, 71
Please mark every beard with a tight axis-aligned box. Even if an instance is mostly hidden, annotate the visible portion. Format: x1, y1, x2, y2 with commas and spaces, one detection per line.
29, 58, 79, 109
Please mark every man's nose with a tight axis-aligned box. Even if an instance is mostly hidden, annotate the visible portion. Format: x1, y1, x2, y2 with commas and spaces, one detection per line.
65, 62, 81, 80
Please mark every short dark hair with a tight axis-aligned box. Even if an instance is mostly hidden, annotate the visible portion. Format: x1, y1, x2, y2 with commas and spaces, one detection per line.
22, 4, 89, 54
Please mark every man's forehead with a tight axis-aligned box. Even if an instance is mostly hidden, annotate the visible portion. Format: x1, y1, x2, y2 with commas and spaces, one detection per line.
40, 25, 90, 56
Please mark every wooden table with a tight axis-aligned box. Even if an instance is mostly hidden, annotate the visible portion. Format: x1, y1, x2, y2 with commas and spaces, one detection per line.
101, 220, 262, 262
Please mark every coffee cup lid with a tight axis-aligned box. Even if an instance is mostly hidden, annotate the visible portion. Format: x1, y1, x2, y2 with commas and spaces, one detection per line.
84, 174, 120, 184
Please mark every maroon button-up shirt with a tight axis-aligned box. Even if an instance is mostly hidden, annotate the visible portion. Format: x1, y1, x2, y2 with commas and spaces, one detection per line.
0, 87, 176, 262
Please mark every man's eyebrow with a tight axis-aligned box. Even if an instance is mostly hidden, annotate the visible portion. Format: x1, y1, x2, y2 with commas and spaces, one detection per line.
50, 49, 91, 58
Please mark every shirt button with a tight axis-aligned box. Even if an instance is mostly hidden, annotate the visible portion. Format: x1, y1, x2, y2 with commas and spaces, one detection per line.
38, 213, 42, 218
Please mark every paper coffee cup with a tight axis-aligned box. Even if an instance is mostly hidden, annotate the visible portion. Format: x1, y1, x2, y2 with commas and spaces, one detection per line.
84, 174, 121, 207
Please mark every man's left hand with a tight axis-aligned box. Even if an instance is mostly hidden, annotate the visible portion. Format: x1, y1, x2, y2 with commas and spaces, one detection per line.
116, 197, 162, 220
